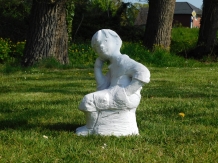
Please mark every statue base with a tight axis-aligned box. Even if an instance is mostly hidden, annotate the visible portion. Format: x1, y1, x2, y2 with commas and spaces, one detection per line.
76, 109, 139, 136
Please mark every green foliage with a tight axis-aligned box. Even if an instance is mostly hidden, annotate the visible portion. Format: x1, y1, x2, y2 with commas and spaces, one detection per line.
121, 42, 199, 67
68, 43, 97, 68
66, 0, 75, 42
34, 57, 63, 69
0, 0, 31, 42
0, 38, 11, 63
10, 40, 26, 64
171, 27, 199, 57
71, 0, 121, 42
2, 63, 23, 74
0, 0, 31, 19
88, 0, 118, 15
120, 3, 140, 26
0, 38, 25, 65
32, 57, 72, 70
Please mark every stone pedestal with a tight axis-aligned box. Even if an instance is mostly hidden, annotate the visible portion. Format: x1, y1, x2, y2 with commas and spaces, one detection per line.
93, 109, 138, 136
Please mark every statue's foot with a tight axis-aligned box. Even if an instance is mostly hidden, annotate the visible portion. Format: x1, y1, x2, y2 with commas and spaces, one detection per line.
76, 125, 93, 136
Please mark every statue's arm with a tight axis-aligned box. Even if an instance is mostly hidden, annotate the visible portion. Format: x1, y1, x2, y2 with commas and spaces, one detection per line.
125, 63, 150, 96
94, 58, 110, 90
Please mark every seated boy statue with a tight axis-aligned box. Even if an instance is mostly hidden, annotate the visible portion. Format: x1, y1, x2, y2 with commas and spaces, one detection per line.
76, 29, 150, 136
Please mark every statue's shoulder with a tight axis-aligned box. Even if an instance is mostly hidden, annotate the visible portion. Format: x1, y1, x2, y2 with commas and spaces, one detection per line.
119, 54, 131, 64
119, 54, 139, 66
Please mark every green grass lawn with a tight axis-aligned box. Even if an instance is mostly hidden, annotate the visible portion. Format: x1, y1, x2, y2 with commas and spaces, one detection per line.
0, 65, 218, 162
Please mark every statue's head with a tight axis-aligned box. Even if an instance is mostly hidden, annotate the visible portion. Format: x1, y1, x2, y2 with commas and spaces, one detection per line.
91, 29, 122, 60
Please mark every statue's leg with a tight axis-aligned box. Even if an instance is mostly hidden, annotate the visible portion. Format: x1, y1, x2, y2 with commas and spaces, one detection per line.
76, 112, 98, 136
77, 90, 110, 135
76, 112, 98, 135
85, 111, 98, 129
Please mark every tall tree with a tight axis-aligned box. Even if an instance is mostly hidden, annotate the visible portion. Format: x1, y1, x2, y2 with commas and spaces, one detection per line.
22, 0, 69, 66
143, 0, 176, 50
193, 0, 218, 59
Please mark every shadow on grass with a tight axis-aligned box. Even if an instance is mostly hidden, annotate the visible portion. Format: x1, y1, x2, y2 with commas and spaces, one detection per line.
0, 119, 81, 133
42, 123, 81, 132
0, 105, 82, 133
0, 81, 94, 96
0, 119, 29, 130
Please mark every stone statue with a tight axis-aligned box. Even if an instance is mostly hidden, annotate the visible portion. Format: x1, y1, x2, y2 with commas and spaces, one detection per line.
76, 29, 150, 136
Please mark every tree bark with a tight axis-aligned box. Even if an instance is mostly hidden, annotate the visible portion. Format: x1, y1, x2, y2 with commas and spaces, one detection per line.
22, 0, 69, 66
194, 0, 218, 59
143, 0, 176, 51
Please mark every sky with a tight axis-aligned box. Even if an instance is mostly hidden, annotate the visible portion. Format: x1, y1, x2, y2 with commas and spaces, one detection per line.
176, 0, 202, 9
122, 0, 203, 9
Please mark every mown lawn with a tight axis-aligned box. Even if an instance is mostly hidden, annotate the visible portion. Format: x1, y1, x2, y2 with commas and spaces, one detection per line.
0, 65, 218, 162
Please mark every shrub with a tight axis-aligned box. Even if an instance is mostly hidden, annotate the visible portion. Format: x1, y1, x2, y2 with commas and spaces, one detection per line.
0, 38, 26, 65
121, 42, 198, 67
68, 43, 97, 68
0, 38, 11, 63
34, 57, 62, 69
10, 40, 26, 64
171, 27, 199, 57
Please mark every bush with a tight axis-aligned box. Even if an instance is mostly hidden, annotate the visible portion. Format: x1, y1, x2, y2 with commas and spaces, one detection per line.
68, 43, 97, 68
0, 38, 26, 64
0, 38, 11, 63
34, 57, 63, 69
171, 27, 199, 57
10, 40, 25, 64
121, 42, 198, 67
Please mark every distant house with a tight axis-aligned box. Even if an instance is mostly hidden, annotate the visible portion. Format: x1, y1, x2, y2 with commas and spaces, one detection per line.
134, 2, 202, 28
174, 2, 202, 28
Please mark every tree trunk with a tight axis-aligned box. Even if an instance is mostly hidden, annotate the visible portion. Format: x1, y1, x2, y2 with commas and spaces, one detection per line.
22, 0, 69, 67
194, 0, 218, 59
143, 0, 176, 50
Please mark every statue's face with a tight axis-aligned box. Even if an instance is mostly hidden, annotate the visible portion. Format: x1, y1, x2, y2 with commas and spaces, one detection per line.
92, 31, 117, 61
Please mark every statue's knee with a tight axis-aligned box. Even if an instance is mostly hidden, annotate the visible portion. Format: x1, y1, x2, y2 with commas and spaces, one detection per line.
79, 93, 96, 112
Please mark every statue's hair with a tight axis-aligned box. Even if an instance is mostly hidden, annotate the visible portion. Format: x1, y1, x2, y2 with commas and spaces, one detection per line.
91, 29, 122, 49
